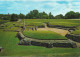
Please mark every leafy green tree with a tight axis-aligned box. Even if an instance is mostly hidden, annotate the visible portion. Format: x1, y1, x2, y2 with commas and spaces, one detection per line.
33, 10, 39, 19
39, 12, 48, 19
3, 15, 10, 20
48, 12, 54, 19
26, 10, 39, 19
65, 11, 76, 19
19, 13, 25, 19
10, 14, 19, 21
55, 14, 64, 19
75, 12, 80, 19
0, 14, 4, 20
0, 13, 11, 20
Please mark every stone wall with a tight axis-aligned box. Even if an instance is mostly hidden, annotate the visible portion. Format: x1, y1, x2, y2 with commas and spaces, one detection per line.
38, 25, 45, 28
46, 23, 76, 30
17, 32, 77, 48
48, 25, 76, 30
65, 34, 80, 43
18, 39, 76, 48
53, 43, 73, 48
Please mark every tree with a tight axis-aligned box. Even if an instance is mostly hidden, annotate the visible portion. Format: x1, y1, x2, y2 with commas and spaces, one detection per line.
0, 14, 4, 20
0, 13, 11, 20
65, 11, 76, 19
55, 14, 64, 19
10, 14, 19, 21
33, 10, 39, 19
19, 13, 25, 19
48, 12, 54, 19
75, 12, 80, 19
39, 12, 48, 19
3, 15, 10, 20
26, 10, 39, 19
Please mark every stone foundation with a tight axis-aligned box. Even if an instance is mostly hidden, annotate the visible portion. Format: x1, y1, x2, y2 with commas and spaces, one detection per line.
38, 25, 45, 28
17, 32, 77, 48
46, 23, 76, 30
66, 34, 80, 43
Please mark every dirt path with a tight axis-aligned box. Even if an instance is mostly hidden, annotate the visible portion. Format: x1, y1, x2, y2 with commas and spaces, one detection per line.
37, 28, 68, 36
37, 23, 69, 36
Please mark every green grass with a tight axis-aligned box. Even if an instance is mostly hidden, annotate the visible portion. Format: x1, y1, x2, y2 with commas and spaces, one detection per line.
0, 21, 22, 31
1, 19, 80, 27
0, 20, 9, 24
24, 19, 80, 27
1, 19, 80, 30
71, 26, 80, 35
0, 30, 80, 56
23, 31, 67, 40
0, 19, 80, 56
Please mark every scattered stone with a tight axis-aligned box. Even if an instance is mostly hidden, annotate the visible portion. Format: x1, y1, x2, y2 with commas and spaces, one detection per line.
32, 28, 34, 31
28, 28, 32, 31
0, 47, 3, 52
35, 26, 37, 31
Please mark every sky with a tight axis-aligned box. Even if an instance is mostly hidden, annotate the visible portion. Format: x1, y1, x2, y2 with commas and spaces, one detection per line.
0, 0, 80, 16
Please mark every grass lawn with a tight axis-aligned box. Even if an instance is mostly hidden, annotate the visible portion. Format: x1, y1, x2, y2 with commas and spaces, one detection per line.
24, 19, 80, 27
71, 26, 80, 35
0, 20, 9, 24
0, 19, 80, 56
23, 31, 67, 40
2, 19, 80, 29
0, 30, 80, 56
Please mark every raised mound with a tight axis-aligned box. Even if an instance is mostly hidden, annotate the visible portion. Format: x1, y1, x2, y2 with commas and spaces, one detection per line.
23, 31, 67, 40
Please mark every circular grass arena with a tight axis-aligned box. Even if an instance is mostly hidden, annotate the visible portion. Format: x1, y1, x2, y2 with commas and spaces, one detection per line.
23, 31, 68, 40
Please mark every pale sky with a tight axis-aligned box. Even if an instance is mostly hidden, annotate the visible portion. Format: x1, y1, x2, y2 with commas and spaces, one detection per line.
0, 0, 80, 16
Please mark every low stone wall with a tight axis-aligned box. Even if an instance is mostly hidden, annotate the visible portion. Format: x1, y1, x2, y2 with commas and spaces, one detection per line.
46, 23, 76, 30
16, 32, 25, 40
53, 43, 73, 48
65, 34, 80, 43
68, 28, 76, 32
19, 39, 76, 48
48, 25, 76, 30
26, 25, 45, 28
38, 25, 45, 28
17, 32, 77, 48
31, 41, 53, 48
3, 30, 18, 32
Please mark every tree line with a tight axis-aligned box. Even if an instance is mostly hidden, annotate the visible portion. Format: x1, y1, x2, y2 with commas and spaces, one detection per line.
0, 9, 80, 21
